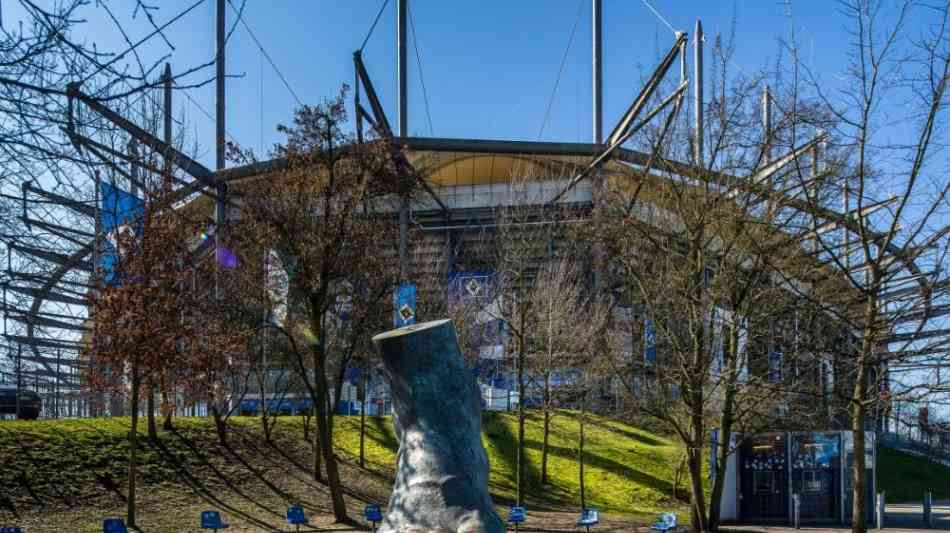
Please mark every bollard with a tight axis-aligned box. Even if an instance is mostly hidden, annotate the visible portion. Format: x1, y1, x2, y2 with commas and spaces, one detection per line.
877, 491, 885, 530
924, 491, 933, 528
793, 493, 801, 530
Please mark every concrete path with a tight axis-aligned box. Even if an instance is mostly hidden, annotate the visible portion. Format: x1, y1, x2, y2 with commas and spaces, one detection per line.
883, 500, 950, 531
719, 501, 950, 533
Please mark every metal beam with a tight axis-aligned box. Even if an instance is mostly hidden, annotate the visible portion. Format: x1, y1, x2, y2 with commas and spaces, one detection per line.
877, 328, 950, 346
592, 0, 602, 144
4, 313, 89, 332
397, 0, 408, 138
215, 0, 229, 287
12, 353, 87, 368
550, 81, 688, 205
354, 51, 393, 136
17, 241, 93, 380
164, 63, 173, 192
7, 244, 93, 272
883, 271, 936, 287
891, 304, 950, 325
880, 278, 950, 302
67, 129, 228, 207
3, 272, 94, 291
357, 104, 381, 135
886, 346, 950, 359
762, 85, 772, 166
352, 50, 447, 216
693, 20, 703, 165
3, 334, 81, 352
5, 285, 88, 307
216, 0, 226, 172
397, 0, 410, 281
15, 367, 80, 388
22, 182, 95, 218
606, 32, 687, 147
797, 195, 897, 241
67, 85, 216, 188
739, 133, 827, 194
19, 216, 93, 247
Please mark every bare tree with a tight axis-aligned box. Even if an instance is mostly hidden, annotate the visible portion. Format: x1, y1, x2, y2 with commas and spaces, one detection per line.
229, 89, 415, 522
525, 256, 597, 485
578, 26, 849, 530
783, 2, 950, 530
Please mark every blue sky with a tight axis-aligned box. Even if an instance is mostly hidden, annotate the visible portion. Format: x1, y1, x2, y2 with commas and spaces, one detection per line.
5, 1, 888, 167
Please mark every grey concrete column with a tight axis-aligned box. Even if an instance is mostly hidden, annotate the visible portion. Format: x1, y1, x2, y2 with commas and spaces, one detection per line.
372, 319, 504, 533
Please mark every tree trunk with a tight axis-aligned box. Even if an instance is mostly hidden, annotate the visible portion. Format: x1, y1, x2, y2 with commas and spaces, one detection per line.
314, 354, 347, 521
359, 371, 367, 468
851, 353, 870, 533
329, 368, 345, 443
708, 323, 741, 532
579, 390, 587, 511
516, 333, 526, 507
146, 382, 157, 441
674, 453, 686, 501
688, 380, 709, 532
541, 373, 551, 485
311, 404, 322, 481
161, 373, 173, 430
127, 365, 140, 527
687, 447, 708, 533
852, 402, 868, 533
850, 296, 877, 533
211, 406, 228, 447
261, 408, 273, 443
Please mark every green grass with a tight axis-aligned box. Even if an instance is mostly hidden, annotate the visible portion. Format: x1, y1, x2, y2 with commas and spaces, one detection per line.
334, 409, 688, 518
877, 446, 950, 503
0, 411, 688, 531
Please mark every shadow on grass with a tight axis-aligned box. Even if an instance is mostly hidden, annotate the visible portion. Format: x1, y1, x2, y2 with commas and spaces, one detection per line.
152, 430, 283, 530
227, 422, 329, 496
0, 425, 80, 510
524, 438, 675, 506
587, 417, 665, 447
482, 412, 551, 507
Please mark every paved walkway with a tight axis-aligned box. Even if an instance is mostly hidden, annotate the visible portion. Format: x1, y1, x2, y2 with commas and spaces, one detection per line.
719, 501, 950, 533
883, 501, 950, 531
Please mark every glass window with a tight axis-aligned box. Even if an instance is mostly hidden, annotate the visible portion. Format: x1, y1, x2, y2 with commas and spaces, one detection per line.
754, 471, 774, 494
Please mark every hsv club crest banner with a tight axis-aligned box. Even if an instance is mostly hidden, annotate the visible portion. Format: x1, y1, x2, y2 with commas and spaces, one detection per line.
100, 181, 144, 285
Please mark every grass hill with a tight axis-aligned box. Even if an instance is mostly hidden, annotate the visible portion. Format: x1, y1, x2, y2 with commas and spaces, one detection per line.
0, 410, 689, 532
877, 445, 950, 503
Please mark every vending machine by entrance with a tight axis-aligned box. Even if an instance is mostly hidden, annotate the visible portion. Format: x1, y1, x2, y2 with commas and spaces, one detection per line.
790, 432, 841, 523
715, 430, 876, 526
739, 433, 789, 522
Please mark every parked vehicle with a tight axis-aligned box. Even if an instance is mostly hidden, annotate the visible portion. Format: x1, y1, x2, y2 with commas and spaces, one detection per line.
0, 386, 41, 420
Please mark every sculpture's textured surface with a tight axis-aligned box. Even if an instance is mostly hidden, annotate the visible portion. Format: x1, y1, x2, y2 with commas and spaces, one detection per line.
372, 319, 504, 533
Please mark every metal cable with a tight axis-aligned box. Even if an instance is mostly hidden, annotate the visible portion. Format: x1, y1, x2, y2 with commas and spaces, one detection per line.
640, 0, 677, 35
226, 0, 303, 106
408, 3, 434, 136
538, 0, 584, 140
361, 0, 392, 52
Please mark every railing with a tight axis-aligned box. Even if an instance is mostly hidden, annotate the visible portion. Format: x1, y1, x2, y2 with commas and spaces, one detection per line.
880, 431, 950, 465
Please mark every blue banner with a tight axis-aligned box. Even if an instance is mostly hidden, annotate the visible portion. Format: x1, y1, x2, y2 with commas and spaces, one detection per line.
769, 348, 783, 383
644, 318, 657, 363
344, 365, 362, 384
711, 310, 725, 376
100, 182, 144, 284
448, 270, 505, 359
710, 428, 719, 480
394, 282, 417, 327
